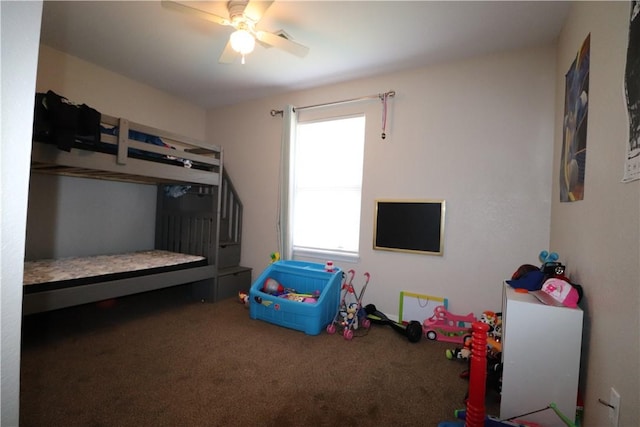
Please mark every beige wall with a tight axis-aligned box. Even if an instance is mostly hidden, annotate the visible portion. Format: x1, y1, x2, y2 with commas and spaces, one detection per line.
37, 45, 207, 141
207, 44, 556, 318
552, 2, 640, 426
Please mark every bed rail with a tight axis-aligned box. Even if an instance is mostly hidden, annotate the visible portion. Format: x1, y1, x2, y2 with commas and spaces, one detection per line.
31, 114, 221, 186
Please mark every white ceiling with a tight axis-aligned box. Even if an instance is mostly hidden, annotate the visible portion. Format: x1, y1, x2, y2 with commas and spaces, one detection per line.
39, 1, 570, 109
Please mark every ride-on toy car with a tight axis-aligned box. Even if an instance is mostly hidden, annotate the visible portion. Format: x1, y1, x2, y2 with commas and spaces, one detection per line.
422, 305, 477, 344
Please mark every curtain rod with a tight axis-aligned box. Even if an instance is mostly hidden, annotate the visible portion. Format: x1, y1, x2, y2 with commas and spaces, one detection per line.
270, 90, 395, 117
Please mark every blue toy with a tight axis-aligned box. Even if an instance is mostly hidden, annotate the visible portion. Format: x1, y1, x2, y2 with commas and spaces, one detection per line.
539, 250, 559, 264
439, 403, 576, 427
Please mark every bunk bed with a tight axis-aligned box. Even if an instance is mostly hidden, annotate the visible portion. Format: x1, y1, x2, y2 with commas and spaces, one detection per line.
23, 94, 233, 315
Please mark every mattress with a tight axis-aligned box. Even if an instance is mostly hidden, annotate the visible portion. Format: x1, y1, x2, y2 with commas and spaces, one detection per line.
23, 250, 207, 293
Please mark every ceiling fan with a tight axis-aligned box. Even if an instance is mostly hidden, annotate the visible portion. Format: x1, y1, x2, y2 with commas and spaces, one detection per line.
161, 0, 310, 64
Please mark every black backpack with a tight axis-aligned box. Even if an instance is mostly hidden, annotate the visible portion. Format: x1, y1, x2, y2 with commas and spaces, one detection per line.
33, 90, 101, 151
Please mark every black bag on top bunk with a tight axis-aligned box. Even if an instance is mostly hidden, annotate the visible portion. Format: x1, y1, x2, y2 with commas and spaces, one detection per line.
33, 90, 101, 151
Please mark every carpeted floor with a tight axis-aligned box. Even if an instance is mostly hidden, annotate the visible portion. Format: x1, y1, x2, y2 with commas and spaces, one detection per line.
20, 286, 500, 426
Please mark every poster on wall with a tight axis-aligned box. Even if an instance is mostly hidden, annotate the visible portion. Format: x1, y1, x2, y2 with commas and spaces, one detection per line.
560, 34, 590, 202
623, 1, 640, 182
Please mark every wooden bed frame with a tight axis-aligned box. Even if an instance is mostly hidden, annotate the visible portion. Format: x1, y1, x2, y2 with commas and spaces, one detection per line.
24, 113, 233, 315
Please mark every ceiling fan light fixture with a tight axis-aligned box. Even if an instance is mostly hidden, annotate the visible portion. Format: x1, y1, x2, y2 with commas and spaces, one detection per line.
230, 28, 255, 55
163, 0, 309, 64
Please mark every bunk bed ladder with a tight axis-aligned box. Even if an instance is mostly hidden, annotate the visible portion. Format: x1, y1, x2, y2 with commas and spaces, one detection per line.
218, 168, 243, 269
155, 170, 251, 302
155, 184, 218, 301
216, 168, 252, 301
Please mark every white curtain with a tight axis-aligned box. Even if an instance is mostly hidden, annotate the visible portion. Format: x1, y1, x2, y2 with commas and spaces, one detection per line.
277, 105, 296, 260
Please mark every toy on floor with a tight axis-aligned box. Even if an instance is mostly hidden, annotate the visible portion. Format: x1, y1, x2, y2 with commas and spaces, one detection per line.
438, 321, 528, 427
365, 303, 422, 343
446, 310, 502, 361
458, 353, 503, 399
238, 291, 249, 307
479, 310, 498, 329
483, 311, 502, 357
438, 321, 576, 427
423, 305, 477, 344
446, 335, 472, 360
448, 311, 503, 399
326, 270, 371, 340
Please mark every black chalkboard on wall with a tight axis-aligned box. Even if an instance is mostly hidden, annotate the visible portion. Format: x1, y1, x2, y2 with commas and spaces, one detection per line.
373, 199, 445, 255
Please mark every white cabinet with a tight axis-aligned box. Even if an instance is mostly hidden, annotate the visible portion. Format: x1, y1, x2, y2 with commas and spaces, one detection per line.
500, 282, 583, 426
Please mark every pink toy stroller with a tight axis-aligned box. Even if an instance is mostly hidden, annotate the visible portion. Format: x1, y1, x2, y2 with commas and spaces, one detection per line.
326, 270, 371, 340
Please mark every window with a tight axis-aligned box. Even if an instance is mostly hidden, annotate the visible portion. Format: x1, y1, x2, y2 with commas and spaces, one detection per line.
290, 115, 366, 260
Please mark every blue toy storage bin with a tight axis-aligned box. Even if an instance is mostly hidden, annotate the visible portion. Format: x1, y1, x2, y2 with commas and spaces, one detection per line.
249, 260, 342, 335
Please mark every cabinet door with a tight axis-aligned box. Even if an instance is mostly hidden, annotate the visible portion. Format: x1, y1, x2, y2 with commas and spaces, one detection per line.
500, 283, 583, 426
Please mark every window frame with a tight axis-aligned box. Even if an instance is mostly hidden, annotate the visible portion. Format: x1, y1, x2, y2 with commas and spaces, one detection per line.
289, 112, 367, 263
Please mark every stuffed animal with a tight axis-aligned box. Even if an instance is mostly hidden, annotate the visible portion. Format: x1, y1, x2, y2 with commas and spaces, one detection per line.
238, 291, 249, 307
446, 335, 472, 361
479, 310, 498, 330
477, 310, 503, 356
539, 250, 559, 264
341, 302, 359, 329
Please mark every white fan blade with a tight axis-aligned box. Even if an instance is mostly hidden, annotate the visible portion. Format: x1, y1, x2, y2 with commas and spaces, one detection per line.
256, 31, 309, 57
243, 0, 274, 23
218, 40, 239, 64
161, 1, 230, 27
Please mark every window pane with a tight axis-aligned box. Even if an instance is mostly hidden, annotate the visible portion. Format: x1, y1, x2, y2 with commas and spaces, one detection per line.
292, 115, 365, 254
293, 189, 362, 252
295, 118, 365, 187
